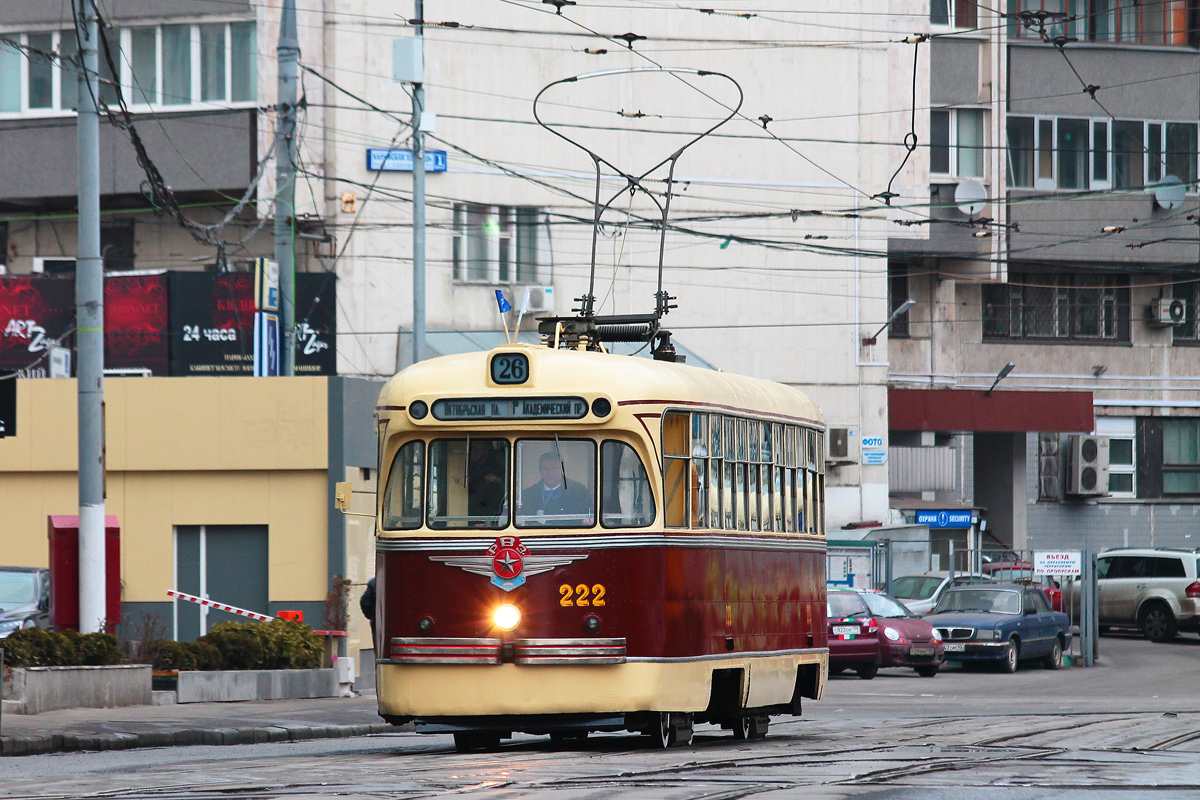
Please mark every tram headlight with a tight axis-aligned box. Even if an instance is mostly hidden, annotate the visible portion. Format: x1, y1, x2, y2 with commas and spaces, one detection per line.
493, 604, 521, 631
409, 400, 428, 420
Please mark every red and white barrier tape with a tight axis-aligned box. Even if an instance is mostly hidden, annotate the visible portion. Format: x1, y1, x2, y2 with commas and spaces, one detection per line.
167, 590, 273, 622
168, 590, 349, 635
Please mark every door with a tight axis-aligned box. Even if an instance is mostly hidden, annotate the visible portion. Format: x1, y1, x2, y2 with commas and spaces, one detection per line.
175, 525, 269, 641
1101, 556, 1147, 624
1025, 588, 1053, 655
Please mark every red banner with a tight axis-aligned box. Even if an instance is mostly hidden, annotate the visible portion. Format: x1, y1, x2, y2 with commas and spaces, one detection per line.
0, 277, 74, 375
105, 274, 170, 376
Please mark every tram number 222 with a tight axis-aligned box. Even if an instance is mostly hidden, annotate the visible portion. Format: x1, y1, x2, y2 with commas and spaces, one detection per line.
559, 584, 606, 607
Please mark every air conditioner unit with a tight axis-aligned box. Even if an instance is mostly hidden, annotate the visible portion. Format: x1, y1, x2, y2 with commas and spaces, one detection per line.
1148, 297, 1186, 326
1067, 434, 1109, 496
524, 286, 554, 313
31, 257, 76, 276
826, 427, 858, 464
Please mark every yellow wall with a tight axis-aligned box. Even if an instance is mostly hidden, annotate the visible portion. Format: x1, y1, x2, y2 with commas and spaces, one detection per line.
0, 377, 332, 605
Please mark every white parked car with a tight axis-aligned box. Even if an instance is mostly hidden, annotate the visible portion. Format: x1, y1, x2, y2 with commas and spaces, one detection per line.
890, 571, 994, 615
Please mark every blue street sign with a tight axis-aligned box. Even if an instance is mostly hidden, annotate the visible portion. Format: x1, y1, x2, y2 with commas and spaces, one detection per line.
915, 510, 975, 529
366, 148, 448, 172
254, 312, 280, 377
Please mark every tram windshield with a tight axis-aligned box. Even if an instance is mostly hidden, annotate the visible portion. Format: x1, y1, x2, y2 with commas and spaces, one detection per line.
515, 439, 596, 527
429, 439, 511, 530
381, 436, 655, 531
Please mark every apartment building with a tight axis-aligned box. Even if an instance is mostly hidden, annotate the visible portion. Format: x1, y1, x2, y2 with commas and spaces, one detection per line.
888, 0, 1200, 554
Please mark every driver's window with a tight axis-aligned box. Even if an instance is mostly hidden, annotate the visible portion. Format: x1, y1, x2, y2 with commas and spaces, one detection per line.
1096, 557, 1112, 579
1023, 592, 1037, 614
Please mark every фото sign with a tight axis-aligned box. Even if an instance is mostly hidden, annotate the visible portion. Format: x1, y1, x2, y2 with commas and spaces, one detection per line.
1034, 551, 1082, 576
914, 509, 974, 529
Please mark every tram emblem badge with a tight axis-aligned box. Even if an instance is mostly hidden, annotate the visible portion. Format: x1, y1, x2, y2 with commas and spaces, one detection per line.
429, 536, 588, 592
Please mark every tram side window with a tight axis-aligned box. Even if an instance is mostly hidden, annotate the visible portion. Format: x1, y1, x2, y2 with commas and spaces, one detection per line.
382, 440, 425, 530
600, 441, 655, 528
428, 439, 510, 530
515, 439, 596, 527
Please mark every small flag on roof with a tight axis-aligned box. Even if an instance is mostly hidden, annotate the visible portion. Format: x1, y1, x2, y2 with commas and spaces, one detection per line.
495, 289, 512, 314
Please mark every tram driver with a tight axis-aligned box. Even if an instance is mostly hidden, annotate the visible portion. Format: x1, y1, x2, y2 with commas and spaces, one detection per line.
518, 448, 594, 526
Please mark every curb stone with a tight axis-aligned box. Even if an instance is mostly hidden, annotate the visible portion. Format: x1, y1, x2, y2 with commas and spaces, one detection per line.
0, 723, 393, 757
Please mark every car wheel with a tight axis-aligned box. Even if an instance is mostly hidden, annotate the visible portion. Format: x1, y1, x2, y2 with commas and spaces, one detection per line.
915, 665, 939, 678
856, 663, 879, 680
1000, 637, 1019, 673
1042, 636, 1063, 670
1139, 604, 1178, 642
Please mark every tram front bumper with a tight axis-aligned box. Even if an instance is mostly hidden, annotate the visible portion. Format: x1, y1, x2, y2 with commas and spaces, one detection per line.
375, 651, 828, 718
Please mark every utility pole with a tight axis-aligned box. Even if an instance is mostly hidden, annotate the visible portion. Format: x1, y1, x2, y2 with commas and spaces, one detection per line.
75, 1, 105, 634
412, 0, 427, 365
275, 0, 299, 375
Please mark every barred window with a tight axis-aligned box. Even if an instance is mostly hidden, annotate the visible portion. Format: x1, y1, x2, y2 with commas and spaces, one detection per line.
982, 273, 1129, 342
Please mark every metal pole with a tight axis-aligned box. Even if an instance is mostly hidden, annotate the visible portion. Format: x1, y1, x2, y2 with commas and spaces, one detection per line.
76, 2, 106, 635
411, 0, 426, 365
275, 0, 299, 376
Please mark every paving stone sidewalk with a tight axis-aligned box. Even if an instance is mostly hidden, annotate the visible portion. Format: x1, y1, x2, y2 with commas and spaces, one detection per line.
0, 693, 406, 756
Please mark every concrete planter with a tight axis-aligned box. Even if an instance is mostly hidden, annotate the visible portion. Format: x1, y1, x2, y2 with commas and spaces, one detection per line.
2, 664, 152, 715
175, 668, 338, 704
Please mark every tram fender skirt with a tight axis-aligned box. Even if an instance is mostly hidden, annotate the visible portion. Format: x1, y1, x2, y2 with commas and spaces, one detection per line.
790, 662, 823, 712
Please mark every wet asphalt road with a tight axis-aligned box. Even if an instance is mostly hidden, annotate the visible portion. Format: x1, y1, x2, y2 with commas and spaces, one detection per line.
3, 634, 1200, 800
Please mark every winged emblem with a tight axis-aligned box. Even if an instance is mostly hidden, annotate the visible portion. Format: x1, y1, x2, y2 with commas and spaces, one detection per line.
430, 536, 588, 591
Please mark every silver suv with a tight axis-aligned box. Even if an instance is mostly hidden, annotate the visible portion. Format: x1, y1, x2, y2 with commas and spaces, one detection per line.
1092, 549, 1200, 641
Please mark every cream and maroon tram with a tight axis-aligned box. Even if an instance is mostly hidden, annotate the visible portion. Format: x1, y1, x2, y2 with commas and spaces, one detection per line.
372, 342, 828, 751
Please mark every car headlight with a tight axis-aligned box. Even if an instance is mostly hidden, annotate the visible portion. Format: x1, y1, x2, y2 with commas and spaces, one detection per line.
883, 627, 900, 641
929, 627, 943, 641
976, 628, 999, 641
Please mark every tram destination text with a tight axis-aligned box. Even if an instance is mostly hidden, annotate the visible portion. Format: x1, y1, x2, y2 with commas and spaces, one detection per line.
432, 396, 589, 421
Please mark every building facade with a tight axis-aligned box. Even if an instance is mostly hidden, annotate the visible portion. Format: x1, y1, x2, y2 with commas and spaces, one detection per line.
888, 2, 1200, 555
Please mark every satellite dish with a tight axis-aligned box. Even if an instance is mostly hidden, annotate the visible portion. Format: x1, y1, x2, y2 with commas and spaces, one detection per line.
955, 180, 988, 217
1154, 176, 1186, 211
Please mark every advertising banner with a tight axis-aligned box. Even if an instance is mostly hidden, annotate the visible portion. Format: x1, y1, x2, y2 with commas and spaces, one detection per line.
0, 374, 14, 437
170, 272, 336, 376
0, 277, 75, 376
105, 273, 170, 375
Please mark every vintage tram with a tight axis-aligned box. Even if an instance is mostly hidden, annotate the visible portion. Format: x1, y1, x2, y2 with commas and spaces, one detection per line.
372, 342, 828, 751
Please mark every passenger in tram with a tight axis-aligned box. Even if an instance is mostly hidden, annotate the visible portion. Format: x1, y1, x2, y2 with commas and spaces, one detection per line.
519, 450, 593, 525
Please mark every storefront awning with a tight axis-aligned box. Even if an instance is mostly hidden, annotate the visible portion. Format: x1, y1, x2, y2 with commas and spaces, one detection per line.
889, 388, 1093, 433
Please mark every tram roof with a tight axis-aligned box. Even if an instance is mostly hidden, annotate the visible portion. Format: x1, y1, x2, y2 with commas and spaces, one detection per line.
379, 343, 823, 425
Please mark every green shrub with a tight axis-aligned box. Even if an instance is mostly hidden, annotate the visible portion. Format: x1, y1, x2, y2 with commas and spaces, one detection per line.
255, 620, 322, 670
190, 640, 222, 671
195, 620, 321, 670
1, 628, 126, 667
153, 640, 198, 671
198, 624, 264, 670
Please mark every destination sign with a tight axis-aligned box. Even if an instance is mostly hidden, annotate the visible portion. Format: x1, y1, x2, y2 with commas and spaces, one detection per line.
432, 396, 588, 421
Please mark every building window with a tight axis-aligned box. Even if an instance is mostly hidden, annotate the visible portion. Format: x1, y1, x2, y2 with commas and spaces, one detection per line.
931, 0, 979, 26
1010, 0, 1199, 45
452, 203, 549, 284
1174, 280, 1200, 344
931, 108, 985, 179
888, 261, 912, 338
1096, 417, 1135, 497
1009, 116, 1199, 192
982, 272, 1129, 342
1162, 420, 1200, 494
0, 22, 256, 116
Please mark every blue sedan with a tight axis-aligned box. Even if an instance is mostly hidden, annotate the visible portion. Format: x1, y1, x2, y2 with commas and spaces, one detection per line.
924, 583, 1071, 673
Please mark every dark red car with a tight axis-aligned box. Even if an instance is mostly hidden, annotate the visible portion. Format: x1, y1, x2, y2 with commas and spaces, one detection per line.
827, 588, 882, 679
858, 589, 946, 677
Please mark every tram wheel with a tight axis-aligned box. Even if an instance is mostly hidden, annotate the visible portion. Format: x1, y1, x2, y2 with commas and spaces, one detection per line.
652, 712, 694, 748
453, 731, 502, 753
731, 716, 751, 740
